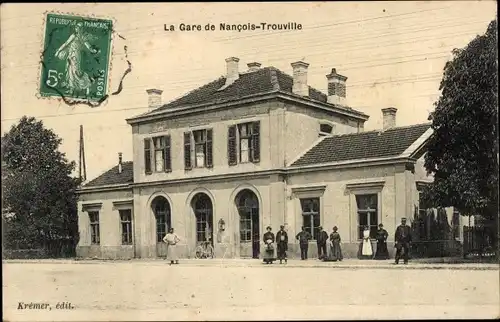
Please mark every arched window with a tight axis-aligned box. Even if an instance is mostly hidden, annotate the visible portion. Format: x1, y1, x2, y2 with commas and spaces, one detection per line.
237, 190, 259, 243
152, 197, 171, 243
192, 193, 213, 244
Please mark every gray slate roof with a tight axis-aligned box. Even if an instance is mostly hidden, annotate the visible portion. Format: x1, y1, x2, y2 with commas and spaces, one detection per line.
141, 67, 365, 117
291, 123, 431, 167
83, 161, 133, 187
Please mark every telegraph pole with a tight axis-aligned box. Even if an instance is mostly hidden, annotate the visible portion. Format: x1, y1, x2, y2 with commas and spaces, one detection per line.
79, 125, 87, 182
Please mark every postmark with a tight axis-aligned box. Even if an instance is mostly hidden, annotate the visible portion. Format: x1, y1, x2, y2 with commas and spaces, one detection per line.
39, 13, 113, 103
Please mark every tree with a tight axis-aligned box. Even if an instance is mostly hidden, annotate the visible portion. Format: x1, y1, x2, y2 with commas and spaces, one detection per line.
1, 116, 80, 256
422, 18, 499, 256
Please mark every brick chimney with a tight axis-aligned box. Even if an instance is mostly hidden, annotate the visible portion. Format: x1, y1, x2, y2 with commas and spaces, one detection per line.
146, 89, 163, 109
247, 62, 261, 72
326, 68, 348, 105
225, 57, 240, 85
118, 152, 123, 174
291, 61, 309, 97
382, 107, 397, 130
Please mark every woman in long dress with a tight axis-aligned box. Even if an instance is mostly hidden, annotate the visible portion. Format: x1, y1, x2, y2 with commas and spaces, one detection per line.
163, 228, 181, 265
360, 226, 374, 259
325, 226, 343, 262
374, 223, 390, 260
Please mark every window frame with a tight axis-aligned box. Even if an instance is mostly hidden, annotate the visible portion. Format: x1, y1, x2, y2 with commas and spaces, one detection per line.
153, 198, 171, 243
318, 120, 335, 136
291, 185, 326, 243
228, 121, 260, 166
346, 181, 385, 242
88, 211, 100, 245
153, 136, 171, 173
300, 197, 321, 241
185, 128, 213, 170
355, 194, 379, 240
119, 209, 133, 245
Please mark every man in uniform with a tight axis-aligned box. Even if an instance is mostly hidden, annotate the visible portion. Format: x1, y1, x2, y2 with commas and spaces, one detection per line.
394, 217, 412, 264
276, 225, 288, 264
296, 226, 312, 260
317, 226, 329, 260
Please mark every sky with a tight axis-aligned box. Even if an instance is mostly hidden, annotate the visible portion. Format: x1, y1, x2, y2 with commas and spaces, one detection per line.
1, 2, 497, 181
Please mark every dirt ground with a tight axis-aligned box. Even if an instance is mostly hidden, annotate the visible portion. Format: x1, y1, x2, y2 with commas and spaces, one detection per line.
3, 261, 499, 321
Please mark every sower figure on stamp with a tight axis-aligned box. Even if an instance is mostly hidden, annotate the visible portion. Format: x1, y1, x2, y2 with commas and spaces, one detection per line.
296, 226, 312, 260
276, 225, 288, 264
316, 226, 329, 260
163, 228, 180, 265
394, 218, 412, 265
54, 22, 99, 97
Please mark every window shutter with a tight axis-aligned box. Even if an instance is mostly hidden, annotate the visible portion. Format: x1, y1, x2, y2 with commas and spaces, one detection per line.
251, 121, 260, 162
228, 125, 237, 166
184, 132, 192, 170
206, 129, 213, 168
144, 138, 152, 174
164, 135, 172, 172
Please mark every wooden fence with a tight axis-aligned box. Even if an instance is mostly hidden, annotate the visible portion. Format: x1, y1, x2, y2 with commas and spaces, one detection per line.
463, 225, 496, 258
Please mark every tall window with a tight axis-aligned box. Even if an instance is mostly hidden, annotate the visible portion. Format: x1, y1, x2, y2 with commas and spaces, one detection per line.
88, 211, 100, 245
120, 209, 133, 245
184, 129, 213, 170
153, 136, 171, 172
153, 197, 171, 243
238, 190, 259, 242
356, 194, 378, 239
300, 198, 321, 240
194, 130, 207, 168
144, 136, 171, 174
228, 121, 260, 166
193, 194, 213, 244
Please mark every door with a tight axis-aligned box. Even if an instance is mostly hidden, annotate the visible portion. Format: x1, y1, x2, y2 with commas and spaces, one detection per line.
237, 190, 259, 258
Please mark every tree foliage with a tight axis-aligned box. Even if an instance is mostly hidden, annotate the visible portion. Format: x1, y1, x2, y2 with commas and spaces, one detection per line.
2, 116, 80, 253
422, 18, 498, 225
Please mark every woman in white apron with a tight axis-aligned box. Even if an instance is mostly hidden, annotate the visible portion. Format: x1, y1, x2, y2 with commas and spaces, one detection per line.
163, 228, 181, 265
360, 225, 374, 259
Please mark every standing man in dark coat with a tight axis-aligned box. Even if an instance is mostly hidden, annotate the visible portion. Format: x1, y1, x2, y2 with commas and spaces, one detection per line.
316, 226, 329, 260
394, 217, 412, 264
276, 225, 288, 264
296, 226, 312, 260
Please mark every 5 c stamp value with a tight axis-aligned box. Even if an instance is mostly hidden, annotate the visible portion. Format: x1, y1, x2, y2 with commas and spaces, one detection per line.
39, 13, 113, 102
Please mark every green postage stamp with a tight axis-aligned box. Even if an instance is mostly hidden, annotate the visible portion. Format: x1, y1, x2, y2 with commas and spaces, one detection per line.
39, 13, 113, 102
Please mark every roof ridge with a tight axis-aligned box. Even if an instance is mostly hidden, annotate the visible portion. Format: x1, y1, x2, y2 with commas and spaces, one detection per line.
327, 122, 431, 138
150, 76, 226, 113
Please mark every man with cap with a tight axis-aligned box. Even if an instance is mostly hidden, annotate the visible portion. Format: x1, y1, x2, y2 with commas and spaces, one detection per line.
316, 226, 329, 260
296, 226, 312, 260
394, 217, 412, 264
276, 225, 288, 264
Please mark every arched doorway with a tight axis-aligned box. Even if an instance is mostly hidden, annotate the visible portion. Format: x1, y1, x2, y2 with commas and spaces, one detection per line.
192, 193, 213, 246
151, 196, 171, 257
236, 190, 260, 258
152, 196, 171, 243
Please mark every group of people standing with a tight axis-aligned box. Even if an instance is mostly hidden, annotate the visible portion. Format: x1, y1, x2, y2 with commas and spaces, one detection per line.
164, 217, 413, 265
262, 217, 412, 265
